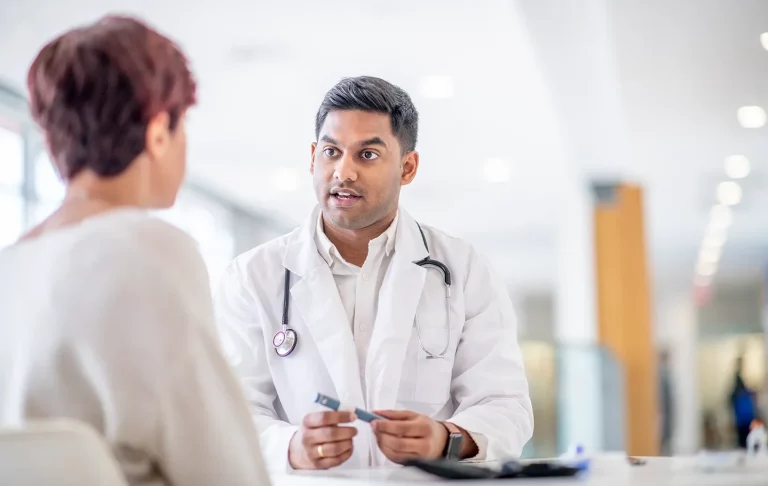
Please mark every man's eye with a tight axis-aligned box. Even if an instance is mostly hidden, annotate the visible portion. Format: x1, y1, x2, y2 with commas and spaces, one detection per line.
361, 151, 378, 160
324, 148, 337, 157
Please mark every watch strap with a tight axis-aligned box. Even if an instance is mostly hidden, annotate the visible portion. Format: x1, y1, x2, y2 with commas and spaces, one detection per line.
441, 422, 463, 460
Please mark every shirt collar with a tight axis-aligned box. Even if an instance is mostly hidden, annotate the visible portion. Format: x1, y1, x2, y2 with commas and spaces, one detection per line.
315, 211, 399, 267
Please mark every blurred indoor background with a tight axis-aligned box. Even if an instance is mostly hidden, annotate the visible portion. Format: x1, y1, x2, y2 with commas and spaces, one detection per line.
1, 0, 767, 459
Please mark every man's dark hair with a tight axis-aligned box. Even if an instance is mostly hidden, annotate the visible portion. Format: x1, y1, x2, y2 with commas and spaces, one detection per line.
315, 76, 419, 153
27, 15, 197, 180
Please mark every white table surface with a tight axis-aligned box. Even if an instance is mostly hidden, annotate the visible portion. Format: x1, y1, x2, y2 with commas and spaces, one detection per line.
271, 456, 768, 486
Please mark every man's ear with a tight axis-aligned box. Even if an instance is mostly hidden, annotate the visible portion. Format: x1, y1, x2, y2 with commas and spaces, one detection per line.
401, 151, 419, 186
310, 142, 317, 174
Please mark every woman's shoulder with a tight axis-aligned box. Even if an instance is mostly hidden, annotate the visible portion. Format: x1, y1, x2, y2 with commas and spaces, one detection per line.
45, 210, 212, 305
66, 211, 214, 342
79, 209, 204, 269
0, 209, 214, 363
99, 209, 198, 250
3, 209, 201, 277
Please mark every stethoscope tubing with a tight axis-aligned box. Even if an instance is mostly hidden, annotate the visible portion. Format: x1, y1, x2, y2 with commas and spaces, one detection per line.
275, 221, 452, 359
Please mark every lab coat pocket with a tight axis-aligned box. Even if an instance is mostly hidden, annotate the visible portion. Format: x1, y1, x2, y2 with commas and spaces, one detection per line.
412, 317, 454, 406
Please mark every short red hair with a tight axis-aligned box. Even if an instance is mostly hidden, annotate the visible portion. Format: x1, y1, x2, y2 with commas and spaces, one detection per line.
27, 15, 197, 179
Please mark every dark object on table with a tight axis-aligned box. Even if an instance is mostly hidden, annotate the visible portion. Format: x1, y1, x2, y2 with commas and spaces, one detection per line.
404, 458, 582, 480
627, 456, 647, 466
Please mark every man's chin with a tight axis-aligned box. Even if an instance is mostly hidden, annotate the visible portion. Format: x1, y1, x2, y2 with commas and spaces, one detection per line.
322, 209, 357, 229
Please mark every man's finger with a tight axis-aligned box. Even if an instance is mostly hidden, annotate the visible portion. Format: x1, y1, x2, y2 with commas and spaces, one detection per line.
378, 444, 417, 464
373, 410, 418, 421
304, 425, 358, 445
375, 433, 429, 455
311, 439, 354, 459
315, 449, 354, 469
303, 411, 356, 428
373, 418, 430, 438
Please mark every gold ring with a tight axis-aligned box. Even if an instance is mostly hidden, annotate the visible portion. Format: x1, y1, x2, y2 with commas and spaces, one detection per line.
317, 444, 325, 458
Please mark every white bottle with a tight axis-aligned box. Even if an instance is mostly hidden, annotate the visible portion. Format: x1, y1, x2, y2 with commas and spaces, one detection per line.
746, 422, 768, 458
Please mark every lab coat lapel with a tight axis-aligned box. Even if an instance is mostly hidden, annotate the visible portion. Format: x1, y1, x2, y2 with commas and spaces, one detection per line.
283, 207, 365, 408
366, 210, 429, 412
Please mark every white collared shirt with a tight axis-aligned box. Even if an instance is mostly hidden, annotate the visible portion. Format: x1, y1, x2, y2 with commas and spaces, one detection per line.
314, 212, 398, 394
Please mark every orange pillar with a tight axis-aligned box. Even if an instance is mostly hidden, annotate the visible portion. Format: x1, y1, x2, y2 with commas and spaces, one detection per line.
593, 183, 658, 456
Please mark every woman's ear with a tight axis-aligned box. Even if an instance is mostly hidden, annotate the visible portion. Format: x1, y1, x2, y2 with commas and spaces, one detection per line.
145, 112, 171, 160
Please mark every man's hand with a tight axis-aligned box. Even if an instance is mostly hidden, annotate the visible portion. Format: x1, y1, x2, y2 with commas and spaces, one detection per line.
288, 411, 357, 470
371, 410, 449, 463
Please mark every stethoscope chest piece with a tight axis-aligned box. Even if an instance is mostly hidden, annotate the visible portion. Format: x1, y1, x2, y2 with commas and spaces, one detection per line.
273, 328, 297, 357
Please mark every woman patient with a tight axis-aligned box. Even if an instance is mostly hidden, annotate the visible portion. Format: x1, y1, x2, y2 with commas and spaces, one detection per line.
0, 16, 269, 486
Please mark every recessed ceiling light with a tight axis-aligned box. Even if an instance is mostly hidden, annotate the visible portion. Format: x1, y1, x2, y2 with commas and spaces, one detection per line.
419, 75, 454, 99
737, 106, 767, 128
761, 32, 768, 51
709, 204, 733, 230
717, 180, 742, 206
271, 168, 298, 192
483, 158, 512, 183
696, 260, 717, 277
724, 155, 750, 179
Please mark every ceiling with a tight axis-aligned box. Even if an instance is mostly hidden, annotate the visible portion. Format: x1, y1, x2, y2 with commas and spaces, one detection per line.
1, 0, 766, 293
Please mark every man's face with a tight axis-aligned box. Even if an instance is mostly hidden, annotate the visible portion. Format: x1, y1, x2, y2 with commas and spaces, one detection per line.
311, 110, 418, 230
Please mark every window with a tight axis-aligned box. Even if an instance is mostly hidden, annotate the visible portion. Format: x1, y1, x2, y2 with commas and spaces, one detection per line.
35, 152, 65, 202
0, 125, 23, 187
0, 193, 23, 248
0, 124, 25, 249
30, 152, 65, 225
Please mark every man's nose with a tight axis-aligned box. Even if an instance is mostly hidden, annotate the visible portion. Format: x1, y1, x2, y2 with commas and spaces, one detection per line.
333, 153, 358, 182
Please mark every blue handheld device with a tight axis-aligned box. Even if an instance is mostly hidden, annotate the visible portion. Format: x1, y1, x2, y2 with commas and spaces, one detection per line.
314, 393, 387, 423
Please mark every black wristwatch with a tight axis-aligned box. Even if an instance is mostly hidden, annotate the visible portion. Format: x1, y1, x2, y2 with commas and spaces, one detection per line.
441, 422, 463, 460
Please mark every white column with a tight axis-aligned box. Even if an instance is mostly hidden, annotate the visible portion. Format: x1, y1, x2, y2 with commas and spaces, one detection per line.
554, 176, 604, 453
655, 288, 700, 454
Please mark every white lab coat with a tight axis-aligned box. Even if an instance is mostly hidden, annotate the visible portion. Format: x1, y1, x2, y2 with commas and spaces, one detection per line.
215, 206, 533, 471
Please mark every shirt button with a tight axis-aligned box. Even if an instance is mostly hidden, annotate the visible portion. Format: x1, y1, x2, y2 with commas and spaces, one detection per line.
361, 272, 369, 281
359, 324, 366, 331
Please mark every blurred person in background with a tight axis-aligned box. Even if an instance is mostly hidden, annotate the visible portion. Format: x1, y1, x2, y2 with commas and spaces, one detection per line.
216, 76, 533, 471
0, 16, 269, 486
730, 356, 759, 448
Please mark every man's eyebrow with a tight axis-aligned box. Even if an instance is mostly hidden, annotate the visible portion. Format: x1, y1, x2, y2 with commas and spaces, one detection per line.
320, 135, 339, 144
359, 137, 387, 148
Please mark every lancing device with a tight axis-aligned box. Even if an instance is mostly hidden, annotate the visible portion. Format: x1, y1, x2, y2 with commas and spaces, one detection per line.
314, 393, 387, 423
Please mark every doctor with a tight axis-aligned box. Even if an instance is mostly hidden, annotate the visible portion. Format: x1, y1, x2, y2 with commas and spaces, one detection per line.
215, 76, 533, 471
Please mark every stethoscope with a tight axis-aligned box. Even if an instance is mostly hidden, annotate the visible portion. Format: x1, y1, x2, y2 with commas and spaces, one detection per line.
273, 222, 452, 360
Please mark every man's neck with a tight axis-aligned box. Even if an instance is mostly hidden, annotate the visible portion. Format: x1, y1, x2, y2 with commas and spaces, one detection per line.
322, 212, 396, 267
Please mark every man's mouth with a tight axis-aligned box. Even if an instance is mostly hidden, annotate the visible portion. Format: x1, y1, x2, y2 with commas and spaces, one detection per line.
330, 190, 362, 208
